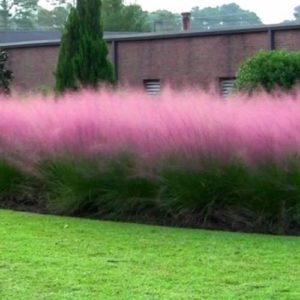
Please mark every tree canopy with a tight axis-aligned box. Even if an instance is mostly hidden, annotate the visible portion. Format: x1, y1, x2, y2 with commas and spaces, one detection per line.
0, 0, 38, 29
282, 5, 300, 24
191, 3, 262, 30
37, 5, 70, 29
147, 10, 181, 32
101, 0, 150, 32
0, 1, 263, 32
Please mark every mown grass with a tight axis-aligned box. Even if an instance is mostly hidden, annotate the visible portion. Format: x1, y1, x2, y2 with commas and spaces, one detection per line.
1, 209, 300, 299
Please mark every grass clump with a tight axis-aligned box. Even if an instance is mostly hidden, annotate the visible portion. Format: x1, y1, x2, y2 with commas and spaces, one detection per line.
1, 90, 300, 233
0, 159, 40, 209
41, 154, 159, 219
27, 156, 300, 233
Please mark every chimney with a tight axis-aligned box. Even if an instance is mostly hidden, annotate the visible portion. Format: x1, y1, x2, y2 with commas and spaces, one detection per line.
181, 12, 191, 31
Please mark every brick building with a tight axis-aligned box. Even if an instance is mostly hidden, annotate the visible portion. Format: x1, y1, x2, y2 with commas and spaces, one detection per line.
1, 24, 300, 94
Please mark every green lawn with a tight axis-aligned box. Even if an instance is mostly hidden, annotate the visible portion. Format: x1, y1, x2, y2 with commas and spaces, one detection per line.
1, 210, 300, 300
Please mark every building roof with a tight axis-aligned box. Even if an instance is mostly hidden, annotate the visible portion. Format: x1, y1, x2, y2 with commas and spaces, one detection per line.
0, 30, 139, 46
0, 30, 61, 44
1, 23, 300, 48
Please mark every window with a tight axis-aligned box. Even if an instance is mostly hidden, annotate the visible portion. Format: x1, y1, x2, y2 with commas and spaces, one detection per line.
143, 79, 161, 96
220, 78, 236, 97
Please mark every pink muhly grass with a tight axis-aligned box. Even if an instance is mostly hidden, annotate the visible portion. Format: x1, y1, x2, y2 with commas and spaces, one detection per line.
1, 88, 300, 170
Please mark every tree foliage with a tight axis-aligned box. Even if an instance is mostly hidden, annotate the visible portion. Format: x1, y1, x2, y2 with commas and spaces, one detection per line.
147, 10, 181, 32
37, 5, 70, 29
235, 50, 300, 93
0, 48, 12, 94
283, 5, 300, 24
191, 3, 262, 30
40, 0, 150, 32
55, 0, 114, 92
102, 0, 149, 32
293, 5, 300, 20
0, 0, 38, 30
0, 0, 263, 32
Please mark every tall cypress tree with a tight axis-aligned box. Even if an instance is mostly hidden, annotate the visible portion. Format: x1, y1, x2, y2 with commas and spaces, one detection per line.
55, 0, 114, 92
55, 8, 79, 92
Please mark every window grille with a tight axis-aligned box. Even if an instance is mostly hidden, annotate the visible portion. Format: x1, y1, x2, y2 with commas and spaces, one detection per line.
143, 79, 161, 95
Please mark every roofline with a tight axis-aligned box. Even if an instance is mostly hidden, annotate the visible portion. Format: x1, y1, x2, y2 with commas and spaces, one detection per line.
2, 23, 300, 48
104, 23, 300, 42
0, 39, 61, 49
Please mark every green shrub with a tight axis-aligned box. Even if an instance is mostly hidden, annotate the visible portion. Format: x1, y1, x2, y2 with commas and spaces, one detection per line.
0, 49, 13, 94
235, 50, 300, 93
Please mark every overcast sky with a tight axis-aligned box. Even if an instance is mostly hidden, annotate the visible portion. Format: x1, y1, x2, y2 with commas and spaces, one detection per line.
125, 0, 300, 24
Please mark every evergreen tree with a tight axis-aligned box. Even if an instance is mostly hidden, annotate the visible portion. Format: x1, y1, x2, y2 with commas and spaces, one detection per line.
0, 49, 12, 94
55, 0, 114, 92
55, 8, 79, 91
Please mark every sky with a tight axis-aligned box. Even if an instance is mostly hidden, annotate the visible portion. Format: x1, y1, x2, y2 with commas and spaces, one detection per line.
125, 0, 300, 24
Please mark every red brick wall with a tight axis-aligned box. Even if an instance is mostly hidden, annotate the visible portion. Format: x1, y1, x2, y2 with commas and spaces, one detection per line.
6, 46, 59, 92
275, 30, 300, 50
117, 32, 268, 90
5, 29, 300, 93
6, 43, 113, 92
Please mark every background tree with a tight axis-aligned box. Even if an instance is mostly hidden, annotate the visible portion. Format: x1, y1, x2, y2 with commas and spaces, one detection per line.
1, 0, 261, 32
293, 5, 300, 21
42, 0, 149, 32
37, 5, 70, 29
147, 10, 180, 32
191, 3, 262, 30
0, 49, 12, 94
0, 0, 11, 29
55, 0, 114, 92
119, 4, 149, 32
0, 0, 38, 30
282, 5, 300, 24
102, 0, 149, 32
13, 0, 38, 29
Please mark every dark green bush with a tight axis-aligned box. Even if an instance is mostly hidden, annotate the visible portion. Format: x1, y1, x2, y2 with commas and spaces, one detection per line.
235, 50, 300, 93
0, 49, 13, 94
